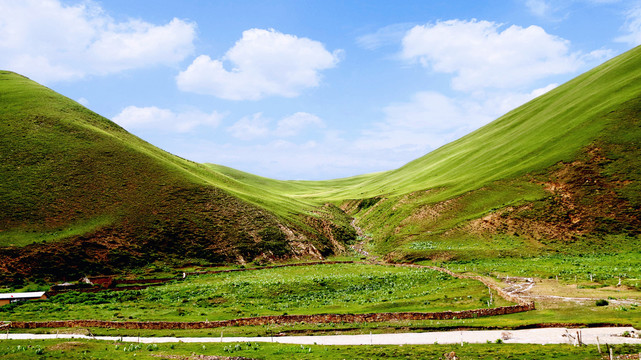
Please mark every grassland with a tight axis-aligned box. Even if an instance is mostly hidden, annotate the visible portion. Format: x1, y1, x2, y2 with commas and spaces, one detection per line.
0, 263, 510, 322
3, 339, 636, 360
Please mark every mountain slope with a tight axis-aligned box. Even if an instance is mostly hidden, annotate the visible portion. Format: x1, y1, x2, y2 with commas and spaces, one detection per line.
0, 71, 350, 282
212, 45, 641, 260
330, 46, 641, 259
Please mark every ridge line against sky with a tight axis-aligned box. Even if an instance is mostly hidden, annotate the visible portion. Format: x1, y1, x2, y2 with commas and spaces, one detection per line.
1, 0, 640, 180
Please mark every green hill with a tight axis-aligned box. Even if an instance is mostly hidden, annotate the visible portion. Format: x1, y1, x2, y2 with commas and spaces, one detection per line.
1, 44, 640, 282
0, 71, 353, 283
326, 45, 641, 260
213, 45, 641, 261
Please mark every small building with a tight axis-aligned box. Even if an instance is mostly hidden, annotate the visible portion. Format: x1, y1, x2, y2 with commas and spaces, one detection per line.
87, 276, 113, 288
0, 291, 48, 306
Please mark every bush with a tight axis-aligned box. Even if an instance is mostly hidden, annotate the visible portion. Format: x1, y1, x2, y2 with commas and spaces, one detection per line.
596, 299, 609, 306
258, 227, 290, 257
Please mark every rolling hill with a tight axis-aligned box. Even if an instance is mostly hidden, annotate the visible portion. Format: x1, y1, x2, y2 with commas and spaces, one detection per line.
0, 71, 354, 283
1, 44, 640, 282
214, 44, 641, 261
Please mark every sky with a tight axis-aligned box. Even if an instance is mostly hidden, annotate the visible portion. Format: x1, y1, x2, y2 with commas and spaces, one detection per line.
1, 0, 640, 180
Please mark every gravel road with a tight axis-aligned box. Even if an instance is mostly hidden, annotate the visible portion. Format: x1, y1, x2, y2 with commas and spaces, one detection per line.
5, 327, 641, 345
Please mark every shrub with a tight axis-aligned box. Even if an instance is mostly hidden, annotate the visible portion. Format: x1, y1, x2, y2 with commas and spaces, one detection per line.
596, 299, 609, 306
259, 227, 290, 257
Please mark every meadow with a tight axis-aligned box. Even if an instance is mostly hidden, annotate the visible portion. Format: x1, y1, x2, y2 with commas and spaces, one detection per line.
0, 263, 510, 322
1, 339, 639, 359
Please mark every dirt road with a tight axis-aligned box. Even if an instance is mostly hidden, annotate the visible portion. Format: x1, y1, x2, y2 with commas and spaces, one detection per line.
6, 327, 641, 345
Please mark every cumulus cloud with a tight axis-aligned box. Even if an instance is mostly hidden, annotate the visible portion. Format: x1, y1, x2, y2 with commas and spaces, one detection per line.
525, 0, 552, 17
275, 112, 325, 137
355, 85, 558, 156
356, 23, 415, 50
401, 19, 581, 92
0, 0, 195, 83
228, 112, 326, 140
355, 92, 490, 155
76, 97, 90, 107
113, 106, 224, 133
176, 28, 341, 100
227, 113, 271, 141
616, 7, 641, 45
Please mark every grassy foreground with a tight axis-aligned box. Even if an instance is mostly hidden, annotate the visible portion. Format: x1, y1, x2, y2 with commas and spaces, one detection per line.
0, 263, 510, 322
2, 339, 639, 360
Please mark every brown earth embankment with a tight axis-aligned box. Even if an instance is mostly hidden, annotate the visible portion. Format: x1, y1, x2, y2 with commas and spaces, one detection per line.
8, 303, 534, 330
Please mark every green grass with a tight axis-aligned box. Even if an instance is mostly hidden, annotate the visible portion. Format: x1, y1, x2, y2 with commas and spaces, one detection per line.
0, 339, 637, 359
442, 249, 641, 285
0, 216, 113, 247
0, 263, 510, 322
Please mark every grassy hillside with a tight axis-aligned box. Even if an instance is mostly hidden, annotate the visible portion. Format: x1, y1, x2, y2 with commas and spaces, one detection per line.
271, 45, 641, 202
0, 71, 352, 283
335, 45, 641, 261
213, 45, 641, 262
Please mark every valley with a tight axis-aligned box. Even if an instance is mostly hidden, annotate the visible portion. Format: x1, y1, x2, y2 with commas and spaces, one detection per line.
1, 40, 641, 360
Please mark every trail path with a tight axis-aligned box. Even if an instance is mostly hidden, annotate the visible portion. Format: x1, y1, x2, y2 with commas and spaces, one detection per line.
5, 327, 640, 345
349, 219, 378, 261
501, 276, 641, 306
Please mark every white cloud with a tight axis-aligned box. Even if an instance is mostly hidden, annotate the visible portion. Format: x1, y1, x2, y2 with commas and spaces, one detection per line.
481, 84, 558, 116
275, 112, 325, 137
113, 106, 224, 133
355, 92, 491, 155
76, 97, 90, 107
176, 28, 341, 100
228, 111, 326, 140
0, 0, 195, 83
616, 7, 641, 45
356, 23, 415, 50
401, 19, 581, 92
227, 113, 271, 140
525, 0, 551, 17
355, 85, 558, 156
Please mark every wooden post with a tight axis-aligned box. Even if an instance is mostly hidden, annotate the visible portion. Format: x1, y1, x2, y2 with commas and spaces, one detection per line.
596, 336, 601, 354
609, 346, 613, 360
488, 286, 493, 305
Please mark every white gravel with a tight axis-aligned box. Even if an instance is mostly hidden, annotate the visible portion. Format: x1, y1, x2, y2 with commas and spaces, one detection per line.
5, 327, 641, 345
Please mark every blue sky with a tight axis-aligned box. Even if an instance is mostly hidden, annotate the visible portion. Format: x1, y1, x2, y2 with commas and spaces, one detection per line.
1, 0, 640, 180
